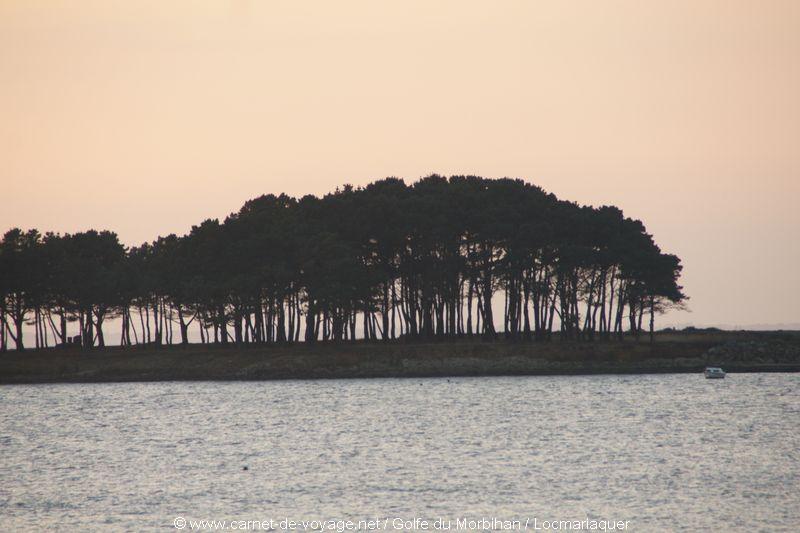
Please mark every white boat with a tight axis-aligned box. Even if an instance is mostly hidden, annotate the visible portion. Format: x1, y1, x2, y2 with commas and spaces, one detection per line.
704, 367, 726, 379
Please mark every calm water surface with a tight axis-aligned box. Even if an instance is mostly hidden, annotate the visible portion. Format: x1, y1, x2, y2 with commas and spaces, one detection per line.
1, 374, 799, 532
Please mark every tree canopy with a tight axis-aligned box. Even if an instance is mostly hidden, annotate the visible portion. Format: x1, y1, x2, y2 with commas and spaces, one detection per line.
0, 176, 686, 351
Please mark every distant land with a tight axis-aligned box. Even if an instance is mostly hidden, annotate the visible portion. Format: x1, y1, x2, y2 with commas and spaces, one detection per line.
664, 323, 800, 331
2, 329, 799, 384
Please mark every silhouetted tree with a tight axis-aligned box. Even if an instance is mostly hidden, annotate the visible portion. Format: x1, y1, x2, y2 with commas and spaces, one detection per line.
1, 176, 687, 350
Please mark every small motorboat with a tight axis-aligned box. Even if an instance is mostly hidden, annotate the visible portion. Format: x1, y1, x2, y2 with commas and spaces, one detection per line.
704, 367, 726, 379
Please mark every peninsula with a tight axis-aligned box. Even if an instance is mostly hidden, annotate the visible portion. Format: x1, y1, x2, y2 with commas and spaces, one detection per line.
2, 329, 798, 384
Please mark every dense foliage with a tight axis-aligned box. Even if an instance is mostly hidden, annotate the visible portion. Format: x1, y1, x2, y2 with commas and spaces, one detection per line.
0, 176, 685, 351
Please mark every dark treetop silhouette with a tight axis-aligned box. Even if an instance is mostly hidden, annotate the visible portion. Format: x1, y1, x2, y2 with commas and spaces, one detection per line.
0, 176, 686, 352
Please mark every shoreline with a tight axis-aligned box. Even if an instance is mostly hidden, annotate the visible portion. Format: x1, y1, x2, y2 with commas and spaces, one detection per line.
2, 331, 799, 384
2, 363, 798, 386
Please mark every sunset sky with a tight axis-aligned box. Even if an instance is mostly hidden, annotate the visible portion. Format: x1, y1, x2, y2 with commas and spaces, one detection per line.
2, 1, 798, 327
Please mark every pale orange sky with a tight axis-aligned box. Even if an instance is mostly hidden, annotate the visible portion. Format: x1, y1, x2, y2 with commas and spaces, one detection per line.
1, 1, 799, 327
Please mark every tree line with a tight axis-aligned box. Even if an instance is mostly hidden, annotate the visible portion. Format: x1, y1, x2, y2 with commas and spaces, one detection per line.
0, 176, 686, 352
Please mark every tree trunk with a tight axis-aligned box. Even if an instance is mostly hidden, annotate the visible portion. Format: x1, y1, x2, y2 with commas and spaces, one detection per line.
177, 305, 189, 345
14, 317, 25, 351
218, 305, 228, 344
482, 269, 495, 339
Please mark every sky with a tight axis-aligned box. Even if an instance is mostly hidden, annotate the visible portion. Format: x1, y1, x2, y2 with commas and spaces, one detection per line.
1, 1, 798, 328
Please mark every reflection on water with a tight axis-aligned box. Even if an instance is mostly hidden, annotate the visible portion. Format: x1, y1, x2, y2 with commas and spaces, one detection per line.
1, 374, 799, 531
